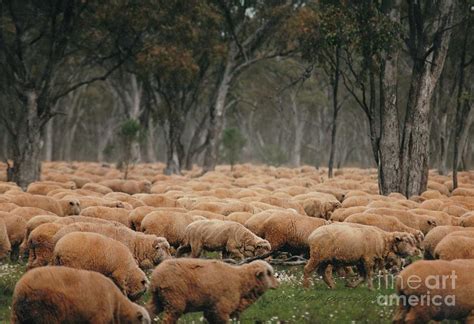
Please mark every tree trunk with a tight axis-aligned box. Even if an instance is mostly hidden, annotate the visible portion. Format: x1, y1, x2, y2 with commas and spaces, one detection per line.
202, 49, 235, 173
437, 109, 449, 175
328, 108, 338, 178
328, 45, 341, 178
146, 119, 157, 163
44, 118, 54, 161
400, 1, 454, 197
452, 19, 472, 189
184, 112, 208, 170
400, 66, 438, 196
12, 89, 44, 189
378, 0, 401, 195
290, 91, 305, 167
164, 117, 185, 175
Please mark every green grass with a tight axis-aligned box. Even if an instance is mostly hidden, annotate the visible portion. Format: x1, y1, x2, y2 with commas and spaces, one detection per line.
0, 262, 399, 323
0, 262, 26, 323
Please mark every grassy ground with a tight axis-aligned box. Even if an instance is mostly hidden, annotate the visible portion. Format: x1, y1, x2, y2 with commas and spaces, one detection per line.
0, 261, 399, 323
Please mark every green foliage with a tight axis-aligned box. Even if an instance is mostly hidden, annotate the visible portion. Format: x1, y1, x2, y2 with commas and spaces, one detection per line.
119, 118, 141, 141
221, 128, 247, 169
136, 1, 224, 84
285, 1, 401, 72
118, 118, 142, 178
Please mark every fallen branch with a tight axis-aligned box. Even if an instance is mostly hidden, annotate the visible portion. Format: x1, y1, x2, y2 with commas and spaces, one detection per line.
221, 253, 308, 266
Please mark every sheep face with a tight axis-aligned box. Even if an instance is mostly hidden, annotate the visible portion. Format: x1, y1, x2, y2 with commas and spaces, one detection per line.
126, 269, 149, 301
64, 199, 81, 215
251, 261, 279, 291
121, 304, 151, 324
392, 233, 421, 257
151, 237, 171, 265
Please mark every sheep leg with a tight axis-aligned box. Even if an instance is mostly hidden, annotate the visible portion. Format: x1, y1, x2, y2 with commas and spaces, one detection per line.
303, 257, 319, 288
204, 310, 230, 324
362, 258, 375, 290
176, 244, 191, 257
463, 311, 474, 324
404, 305, 432, 323
229, 249, 245, 260
161, 309, 181, 324
190, 242, 203, 258
346, 263, 366, 288
10, 243, 19, 261
392, 303, 409, 324
322, 264, 336, 289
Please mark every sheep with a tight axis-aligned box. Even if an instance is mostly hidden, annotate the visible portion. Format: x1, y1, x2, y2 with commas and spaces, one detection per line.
128, 206, 158, 230
393, 259, 474, 323
99, 179, 152, 194
452, 187, 474, 197
80, 206, 130, 227
136, 194, 177, 208
190, 201, 254, 216
0, 212, 26, 260
344, 213, 424, 246
140, 211, 205, 248
226, 212, 253, 225
61, 195, 126, 209
422, 225, 474, 259
10, 206, 56, 221
426, 181, 450, 196
341, 195, 372, 208
442, 204, 469, 217
26, 181, 76, 195
0, 202, 19, 212
364, 208, 437, 234
256, 213, 329, 254
81, 182, 113, 194
18, 215, 60, 258
0, 218, 11, 261
292, 193, 341, 218
53, 232, 148, 300
419, 199, 445, 210
53, 222, 170, 270
366, 200, 409, 210
303, 223, 420, 290
147, 259, 278, 323
187, 209, 226, 220
20, 215, 124, 258
7, 194, 81, 216
410, 208, 461, 226
420, 190, 446, 200
329, 206, 367, 222
434, 233, 474, 260
244, 210, 297, 237
258, 196, 306, 215
26, 223, 65, 269
11, 266, 150, 324
104, 192, 145, 208
176, 220, 271, 260
460, 214, 474, 227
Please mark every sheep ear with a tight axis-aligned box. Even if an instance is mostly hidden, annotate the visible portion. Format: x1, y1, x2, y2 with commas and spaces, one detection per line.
137, 311, 143, 321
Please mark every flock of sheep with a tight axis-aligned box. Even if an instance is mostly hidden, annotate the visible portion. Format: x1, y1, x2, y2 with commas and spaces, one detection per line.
0, 161, 473, 323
